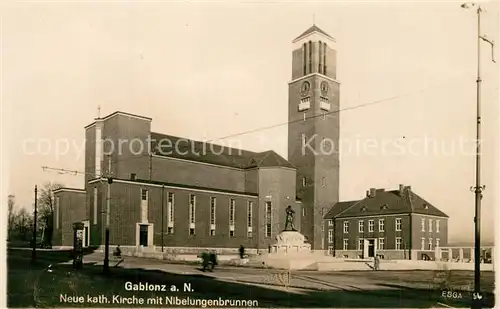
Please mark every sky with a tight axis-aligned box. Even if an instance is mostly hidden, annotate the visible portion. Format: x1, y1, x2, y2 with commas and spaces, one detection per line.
2, 1, 499, 244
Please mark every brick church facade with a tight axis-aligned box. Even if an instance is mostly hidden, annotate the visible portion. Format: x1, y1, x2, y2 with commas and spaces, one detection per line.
52, 24, 447, 258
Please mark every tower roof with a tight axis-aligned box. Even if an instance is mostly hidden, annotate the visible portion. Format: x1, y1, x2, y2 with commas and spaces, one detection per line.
294, 24, 334, 42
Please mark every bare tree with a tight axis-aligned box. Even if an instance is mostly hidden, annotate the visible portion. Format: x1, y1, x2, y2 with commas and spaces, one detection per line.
8, 195, 15, 235
37, 182, 63, 247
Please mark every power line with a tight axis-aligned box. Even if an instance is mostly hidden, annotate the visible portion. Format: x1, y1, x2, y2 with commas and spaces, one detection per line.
42, 70, 491, 176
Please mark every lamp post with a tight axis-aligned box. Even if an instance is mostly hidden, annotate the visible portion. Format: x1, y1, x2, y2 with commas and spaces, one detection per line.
461, 3, 495, 307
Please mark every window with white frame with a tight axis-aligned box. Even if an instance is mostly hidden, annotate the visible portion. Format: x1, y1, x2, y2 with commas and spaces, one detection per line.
265, 201, 272, 238
379, 219, 385, 232
358, 239, 364, 250
302, 177, 306, 187
343, 221, 349, 233
378, 238, 385, 250
328, 230, 333, 243
395, 218, 402, 231
167, 193, 174, 234
396, 237, 402, 250
189, 195, 196, 224
210, 197, 216, 235
436, 220, 440, 232
210, 197, 216, 225
140, 189, 148, 223
421, 218, 425, 232
93, 187, 98, 225
229, 199, 235, 226
368, 220, 374, 232
436, 238, 440, 248
328, 246, 334, 255
358, 221, 364, 233
343, 239, 349, 250
428, 238, 433, 250
429, 219, 433, 232
55, 196, 60, 229
421, 237, 425, 250
247, 201, 253, 228
328, 219, 333, 227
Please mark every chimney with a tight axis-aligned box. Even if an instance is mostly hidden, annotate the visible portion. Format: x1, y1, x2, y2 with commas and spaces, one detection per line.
366, 190, 370, 197
369, 188, 376, 198
399, 184, 404, 195
130, 173, 136, 181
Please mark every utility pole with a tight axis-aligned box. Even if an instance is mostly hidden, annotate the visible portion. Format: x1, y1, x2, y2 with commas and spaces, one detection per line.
103, 155, 112, 274
461, 3, 495, 308
31, 185, 38, 263
161, 185, 165, 252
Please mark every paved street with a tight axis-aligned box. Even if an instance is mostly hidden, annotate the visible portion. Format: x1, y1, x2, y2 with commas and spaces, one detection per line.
8, 249, 494, 308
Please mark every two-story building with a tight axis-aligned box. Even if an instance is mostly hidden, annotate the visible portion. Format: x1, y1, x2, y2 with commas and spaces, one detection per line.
324, 185, 448, 260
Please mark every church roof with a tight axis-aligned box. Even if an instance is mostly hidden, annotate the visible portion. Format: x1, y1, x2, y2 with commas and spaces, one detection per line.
150, 132, 295, 170
294, 24, 334, 41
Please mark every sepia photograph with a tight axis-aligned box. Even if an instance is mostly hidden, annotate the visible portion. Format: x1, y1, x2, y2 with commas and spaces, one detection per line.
2, 1, 499, 308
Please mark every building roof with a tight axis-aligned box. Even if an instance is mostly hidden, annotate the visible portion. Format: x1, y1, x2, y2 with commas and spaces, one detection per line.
324, 186, 449, 219
150, 132, 295, 170
84, 111, 152, 129
294, 24, 334, 42
89, 177, 259, 197
53, 187, 86, 194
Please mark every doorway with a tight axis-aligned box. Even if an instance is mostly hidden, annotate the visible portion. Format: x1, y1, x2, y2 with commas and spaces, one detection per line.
368, 239, 375, 257
139, 225, 148, 247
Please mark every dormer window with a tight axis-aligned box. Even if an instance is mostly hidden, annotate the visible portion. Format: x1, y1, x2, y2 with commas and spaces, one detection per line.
381, 204, 388, 210
423, 204, 429, 209
361, 206, 367, 212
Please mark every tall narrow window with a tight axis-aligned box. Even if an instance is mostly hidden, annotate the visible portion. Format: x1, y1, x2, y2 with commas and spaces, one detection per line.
368, 220, 374, 232
55, 196, 60, 229
421, 218, 425, 232
328, 230, 333, 243
303, 112, 306, 121
323, 43, 327, 75
429, 219, 433, 232
321, 177, 326, 187
428, 238, 433, 250
358, 221, 364, 233
189, 195, 196, 235
436, 220, 440, 233
303, 43, 307, 75
265, 201, 272, 238
189, 194, 196, 226
93, 187, 98, 225
318, 41, 323, 73
343, 239, 348, 250
247, 201, 253, 228
140, 189, 148, 223
343, 221, 349, 233
210, 197, 216, 225
167, 193, 174, 234
308, 41, 312, 74
229, 199, 235, 226
379, 219, 385, 232
302, 134, 306, 147
421, 237, 425, 250
436, 238, 440, 248
395, 218, 402, 231
396, 237, 402, 250
210, 197, 216, 236
378, 238, 385, 250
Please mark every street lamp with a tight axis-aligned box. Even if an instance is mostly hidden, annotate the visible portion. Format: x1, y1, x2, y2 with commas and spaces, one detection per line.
461, 2, 495, 306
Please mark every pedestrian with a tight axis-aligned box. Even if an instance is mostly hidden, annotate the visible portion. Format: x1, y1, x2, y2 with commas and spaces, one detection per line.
374, 255, 380, 271
239, 245, 245, 259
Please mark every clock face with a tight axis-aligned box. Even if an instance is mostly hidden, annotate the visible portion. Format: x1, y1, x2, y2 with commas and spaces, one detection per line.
300, 81, 310, 96
320, 81, 329, 95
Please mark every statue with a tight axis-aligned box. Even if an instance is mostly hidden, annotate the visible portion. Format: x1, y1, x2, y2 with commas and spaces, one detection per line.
284, 205, 296, 231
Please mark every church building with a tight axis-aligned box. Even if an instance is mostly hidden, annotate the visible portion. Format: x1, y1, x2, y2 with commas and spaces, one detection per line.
52, 25, 340, 253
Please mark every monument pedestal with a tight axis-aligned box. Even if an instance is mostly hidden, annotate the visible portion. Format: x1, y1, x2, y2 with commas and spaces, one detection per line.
270, 230, 311, 255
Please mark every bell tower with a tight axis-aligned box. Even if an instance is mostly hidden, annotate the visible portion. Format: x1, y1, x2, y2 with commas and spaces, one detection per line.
287, 25, 340, 250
